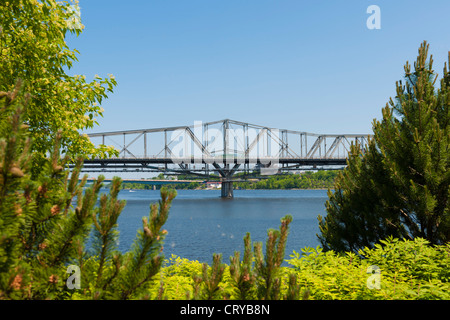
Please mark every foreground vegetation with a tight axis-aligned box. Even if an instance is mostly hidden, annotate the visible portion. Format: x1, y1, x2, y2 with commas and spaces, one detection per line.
319, 41, 449, 252
146, 237, 450, 300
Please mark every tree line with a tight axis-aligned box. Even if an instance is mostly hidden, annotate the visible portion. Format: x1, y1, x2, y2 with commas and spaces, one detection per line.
233, 171, 339, 190
121, 170, 340, 190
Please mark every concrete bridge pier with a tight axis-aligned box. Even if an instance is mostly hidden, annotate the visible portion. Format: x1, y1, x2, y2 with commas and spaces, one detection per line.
219, 162, 239, 198
221, 177, 234, 198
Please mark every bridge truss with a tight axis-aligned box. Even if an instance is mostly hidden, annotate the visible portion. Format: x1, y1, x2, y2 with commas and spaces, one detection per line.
81, 119, 370, 197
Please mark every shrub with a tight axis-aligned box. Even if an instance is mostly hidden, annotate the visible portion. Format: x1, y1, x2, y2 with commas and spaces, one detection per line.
286, 237, 450, 300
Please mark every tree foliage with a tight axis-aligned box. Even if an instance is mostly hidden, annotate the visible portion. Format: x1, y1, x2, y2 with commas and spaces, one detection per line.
0, 0, 117, 174
0, 86, 175, 299
286, 237, 450, 300
318, 41, 450, 252
151, 237, 450, 300
234, 171, 339, 190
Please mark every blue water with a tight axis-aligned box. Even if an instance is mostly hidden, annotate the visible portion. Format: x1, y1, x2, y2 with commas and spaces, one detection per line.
115, 189, 328, 264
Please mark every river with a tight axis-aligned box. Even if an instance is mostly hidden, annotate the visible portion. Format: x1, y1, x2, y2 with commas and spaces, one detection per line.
115, 189, 328, 264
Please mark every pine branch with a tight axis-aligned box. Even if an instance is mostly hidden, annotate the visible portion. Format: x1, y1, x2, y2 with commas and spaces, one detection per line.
196, 253, 225, 300
229, 232, 255, 299
92, 177, 125, 290
254, 215, 292, 300
117, 187, 176, 299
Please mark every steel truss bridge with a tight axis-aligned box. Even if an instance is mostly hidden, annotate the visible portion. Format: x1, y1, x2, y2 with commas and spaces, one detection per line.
81, 119, 370, 198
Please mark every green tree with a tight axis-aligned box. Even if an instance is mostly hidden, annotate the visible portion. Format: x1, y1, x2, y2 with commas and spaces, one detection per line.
229, 232, 255, 299
0, 85, 176, 299
192, 253, 226, 300
0, 0, 117, 174
254, 215, 292, 300
318, 41, 450, 252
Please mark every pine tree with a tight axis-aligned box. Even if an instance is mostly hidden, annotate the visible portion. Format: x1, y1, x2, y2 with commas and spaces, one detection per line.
254, 215, 292, 300
229, 232, 255, 299
195, 253, 226, 300
318, 41, 450, 252
0, 83, 176, 299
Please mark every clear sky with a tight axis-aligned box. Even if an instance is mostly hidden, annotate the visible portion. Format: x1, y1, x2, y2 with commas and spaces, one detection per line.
67, 0, 450, 135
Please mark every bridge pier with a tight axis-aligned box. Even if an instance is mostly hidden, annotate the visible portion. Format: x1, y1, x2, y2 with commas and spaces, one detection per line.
221, 178, 233, 198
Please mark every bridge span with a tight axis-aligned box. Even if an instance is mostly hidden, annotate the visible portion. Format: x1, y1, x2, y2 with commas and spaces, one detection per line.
79, 119, 370, 198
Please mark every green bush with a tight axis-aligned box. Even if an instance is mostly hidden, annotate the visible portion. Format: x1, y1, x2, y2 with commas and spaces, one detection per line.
286, 237, 450, 300
143, 237, 450, 300
145, 233, 450, 300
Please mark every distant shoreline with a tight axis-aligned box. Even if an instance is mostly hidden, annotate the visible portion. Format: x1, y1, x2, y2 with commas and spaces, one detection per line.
122, 186, 330, 191
121, 171, 338, 191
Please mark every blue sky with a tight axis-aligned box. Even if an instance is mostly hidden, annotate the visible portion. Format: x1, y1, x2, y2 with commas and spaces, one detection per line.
67, 0, 450, 135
